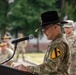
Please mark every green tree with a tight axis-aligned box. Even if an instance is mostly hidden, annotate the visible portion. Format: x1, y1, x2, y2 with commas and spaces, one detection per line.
56, 0, 76, 21
7, 0, 56, 37
64, 0, 76, 21
0, 0, 9, 38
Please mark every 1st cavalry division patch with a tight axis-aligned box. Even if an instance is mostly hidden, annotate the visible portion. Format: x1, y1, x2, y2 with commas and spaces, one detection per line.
51, 47, 62, 58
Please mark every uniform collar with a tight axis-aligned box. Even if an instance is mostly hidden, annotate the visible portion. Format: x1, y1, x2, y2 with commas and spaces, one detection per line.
53, 33, 63, 41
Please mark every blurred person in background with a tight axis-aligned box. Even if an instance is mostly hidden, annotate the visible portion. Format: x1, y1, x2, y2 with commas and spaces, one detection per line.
15, 33, 27, 62
63, 20, 76, 75
2, 33, 14, 51
0, 41, 14, 66
14, 11, 70, 75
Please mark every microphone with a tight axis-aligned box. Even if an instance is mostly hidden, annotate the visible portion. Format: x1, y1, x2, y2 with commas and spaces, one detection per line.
12, 34, 34, 44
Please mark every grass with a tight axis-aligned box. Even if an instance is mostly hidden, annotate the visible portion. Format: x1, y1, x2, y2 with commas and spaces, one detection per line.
22, 53, 45, 64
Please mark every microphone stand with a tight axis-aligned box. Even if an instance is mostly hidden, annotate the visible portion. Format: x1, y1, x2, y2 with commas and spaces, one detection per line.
0, 42, 18, 65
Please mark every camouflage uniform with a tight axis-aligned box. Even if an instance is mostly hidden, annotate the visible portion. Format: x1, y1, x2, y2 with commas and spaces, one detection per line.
16, 41, 26, 61
28, 34, 70, 75
7, 43, 14, 50
64, 33, 76, 75
0, 48, 13, 66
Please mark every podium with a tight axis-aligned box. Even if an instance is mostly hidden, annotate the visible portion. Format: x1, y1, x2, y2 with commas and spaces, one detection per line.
0, 65, 37, 75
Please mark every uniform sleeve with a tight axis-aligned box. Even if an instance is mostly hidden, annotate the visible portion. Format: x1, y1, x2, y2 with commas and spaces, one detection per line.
28, 41, 69, 74
8, 42, 14, 50
8, 48, 13, 57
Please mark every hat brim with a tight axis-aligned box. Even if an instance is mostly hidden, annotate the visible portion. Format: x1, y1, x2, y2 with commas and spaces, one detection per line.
2, 37, 11, 39
0, 43, 7, 47
35, 21, 68, 32
61, 21, 68, 24
3, 38, 11, 39
63, 25, 72, 28
40, 21, 68, 26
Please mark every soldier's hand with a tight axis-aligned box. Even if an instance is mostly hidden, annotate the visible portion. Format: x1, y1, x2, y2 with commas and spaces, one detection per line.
14, 64, 26, 71
14, 64, 31, 72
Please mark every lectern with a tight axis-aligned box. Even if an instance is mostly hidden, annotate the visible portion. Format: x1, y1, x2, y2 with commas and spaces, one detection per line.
0, 65, 38, 75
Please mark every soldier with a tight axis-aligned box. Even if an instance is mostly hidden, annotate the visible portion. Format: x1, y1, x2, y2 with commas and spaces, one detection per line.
3, 34, 14, 51
0, 41, 13, 66
63, 20, 76, 75
15, 11, 70, 75
15, 33, 27, 62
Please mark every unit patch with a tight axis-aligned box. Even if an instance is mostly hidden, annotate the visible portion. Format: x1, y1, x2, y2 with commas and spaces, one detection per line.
51, 47, 62, 58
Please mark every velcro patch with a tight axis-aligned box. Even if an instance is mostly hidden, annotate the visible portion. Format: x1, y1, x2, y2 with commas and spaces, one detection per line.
51, 47, 62, 59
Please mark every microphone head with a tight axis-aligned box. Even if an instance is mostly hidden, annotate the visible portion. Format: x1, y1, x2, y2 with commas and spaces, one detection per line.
29, 34, 34, 39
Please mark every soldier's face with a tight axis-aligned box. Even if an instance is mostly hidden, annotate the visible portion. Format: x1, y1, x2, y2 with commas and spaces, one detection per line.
3, 38, 9, 43
43, 25, 55, 40
1, 45, 7, 52
64, 27, 73, 34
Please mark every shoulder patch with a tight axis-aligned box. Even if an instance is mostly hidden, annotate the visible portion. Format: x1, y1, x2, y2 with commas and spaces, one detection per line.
51, 47, 62, 59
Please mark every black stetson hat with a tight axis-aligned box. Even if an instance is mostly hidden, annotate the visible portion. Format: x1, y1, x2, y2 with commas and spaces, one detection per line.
35, 11, 67, 32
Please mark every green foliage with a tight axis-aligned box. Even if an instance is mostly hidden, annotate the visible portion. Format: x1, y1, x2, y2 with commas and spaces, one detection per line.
7, 0, 56, 37
0, 0, 9, 29
1, 0, 76, 37
64, 0, 76, 21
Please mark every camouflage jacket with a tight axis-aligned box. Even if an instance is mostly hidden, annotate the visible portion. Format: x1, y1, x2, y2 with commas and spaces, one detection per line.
64, 33, 76, 66
29, 34, 70, 75
0, 48, 13, 64
17, 41, 26, 52
64, 33, 76, 53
